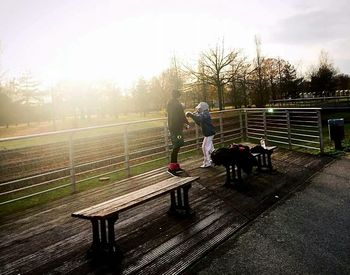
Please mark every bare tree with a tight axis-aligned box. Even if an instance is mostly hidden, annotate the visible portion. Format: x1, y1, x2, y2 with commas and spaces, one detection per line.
251, 35, 268, 107
182, 60, 211, 107
150, 55, 187, 110
170, 55, 184, 92
149, 76, 164, 111
187, 42, 240, 110
132, 77, 149, 116
0, 43, 6, 88
277, 57, 286, 98
236, 62, 254, 107
227, 54, 247, 108
16, 72, 42, 106
309, 50, 337, 96
98, 82, 121, 118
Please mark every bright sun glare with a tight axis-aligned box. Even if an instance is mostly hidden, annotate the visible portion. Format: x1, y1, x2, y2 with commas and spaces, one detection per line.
2, 0, 350, 91
38, 13, 234, 90
40, 15, 184, 89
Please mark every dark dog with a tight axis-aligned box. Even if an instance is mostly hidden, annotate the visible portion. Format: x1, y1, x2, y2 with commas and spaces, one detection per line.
211, 144, 257, 186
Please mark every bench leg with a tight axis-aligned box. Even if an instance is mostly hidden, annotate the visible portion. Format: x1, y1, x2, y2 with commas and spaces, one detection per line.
267, 153, 273, 172
89, 216, 119, 257
176, 188, 183, 208
169, 191, 176, 212
257, 155, 262, 172
182, 184, 194, 215
100, 220, 107, 246
262, 153, 267, 167
168, 184, 194, 217
91, 219, 100, 251
107, 216, 119, 254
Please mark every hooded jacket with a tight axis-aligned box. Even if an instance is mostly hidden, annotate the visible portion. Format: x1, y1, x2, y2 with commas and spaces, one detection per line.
187, 106, 216, 137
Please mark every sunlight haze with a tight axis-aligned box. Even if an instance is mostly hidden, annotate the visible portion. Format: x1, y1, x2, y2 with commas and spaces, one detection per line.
1, 0, 349, 90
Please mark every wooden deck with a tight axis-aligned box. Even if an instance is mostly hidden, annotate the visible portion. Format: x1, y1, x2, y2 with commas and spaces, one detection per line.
0, 148, 333, 275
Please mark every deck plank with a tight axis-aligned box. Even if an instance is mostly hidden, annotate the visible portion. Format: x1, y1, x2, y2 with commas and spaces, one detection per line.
0, 149, 334, 275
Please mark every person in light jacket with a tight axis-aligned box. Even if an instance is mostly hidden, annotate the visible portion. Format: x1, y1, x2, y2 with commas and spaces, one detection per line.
186, 102, 216, 168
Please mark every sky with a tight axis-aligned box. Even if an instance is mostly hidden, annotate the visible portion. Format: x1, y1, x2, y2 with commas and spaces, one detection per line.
0, 0, 349, 90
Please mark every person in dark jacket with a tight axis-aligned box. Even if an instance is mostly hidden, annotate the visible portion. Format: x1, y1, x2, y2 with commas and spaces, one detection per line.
166, 89, 190, 175
186, 102, 216, 168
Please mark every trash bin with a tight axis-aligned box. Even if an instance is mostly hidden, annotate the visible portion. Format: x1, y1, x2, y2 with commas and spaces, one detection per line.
328, 118, 344, 150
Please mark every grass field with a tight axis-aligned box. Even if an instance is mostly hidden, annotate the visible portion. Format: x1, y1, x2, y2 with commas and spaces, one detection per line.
1, 108, 349, 217
0, 113, 166, 150
0, 112, 166, 138
0, 147, 201, 217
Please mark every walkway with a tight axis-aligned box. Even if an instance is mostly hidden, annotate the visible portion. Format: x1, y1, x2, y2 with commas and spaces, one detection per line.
189, 154, 350, 274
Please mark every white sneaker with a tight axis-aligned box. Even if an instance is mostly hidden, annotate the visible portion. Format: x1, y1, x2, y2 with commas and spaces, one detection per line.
200, 163, 211, 168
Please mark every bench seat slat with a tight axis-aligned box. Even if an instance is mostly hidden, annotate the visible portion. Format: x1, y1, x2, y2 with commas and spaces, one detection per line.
265, 146, 277, 150
72, 176, 199, 220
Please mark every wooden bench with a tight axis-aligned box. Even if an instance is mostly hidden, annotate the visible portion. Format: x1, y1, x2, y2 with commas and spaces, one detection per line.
72, 176, 199, 256
229, 146, 277, 183
256, 146, 277, 172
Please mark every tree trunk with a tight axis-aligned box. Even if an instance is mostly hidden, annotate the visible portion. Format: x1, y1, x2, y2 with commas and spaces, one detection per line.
217, 85, 224, 110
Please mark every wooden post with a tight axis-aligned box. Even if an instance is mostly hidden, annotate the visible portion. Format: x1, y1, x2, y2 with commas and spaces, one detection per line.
123, 125, 130, 177
68, 132, 76, 193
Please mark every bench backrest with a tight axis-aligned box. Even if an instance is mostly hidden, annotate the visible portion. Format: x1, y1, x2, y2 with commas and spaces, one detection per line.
72, 176, 199, 220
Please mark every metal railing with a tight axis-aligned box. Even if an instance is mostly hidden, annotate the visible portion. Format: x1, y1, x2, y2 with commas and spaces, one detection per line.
244, 108, 323, 153
0, 108, 325, 207
0, 109, 243, 206
270, 96, 350, 107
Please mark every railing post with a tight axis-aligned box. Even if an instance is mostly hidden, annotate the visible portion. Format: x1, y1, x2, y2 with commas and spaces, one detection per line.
123, 125, 130, 177
263, 110, 267, 140
286, 110, 292, 149
245, 110, 248, 141
219, 112, 224, 144
195, 123, 199, 149
68, 132, 76, 193
239, 110, 244, 142
317, 110, 324, 154
164, 121, 170, 161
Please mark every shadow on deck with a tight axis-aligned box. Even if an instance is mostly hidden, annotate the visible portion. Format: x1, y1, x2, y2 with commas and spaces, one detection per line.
0, 148, 333, 275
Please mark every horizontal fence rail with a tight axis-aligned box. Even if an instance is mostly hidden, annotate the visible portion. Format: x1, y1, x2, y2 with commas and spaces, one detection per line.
245, 108, 323, 153
0, 108, 324, 207
270, 96, 350, 107
0, 109, 244, 206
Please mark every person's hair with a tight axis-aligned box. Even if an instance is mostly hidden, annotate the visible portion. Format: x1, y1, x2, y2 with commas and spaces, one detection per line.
171, 89, 181, 98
